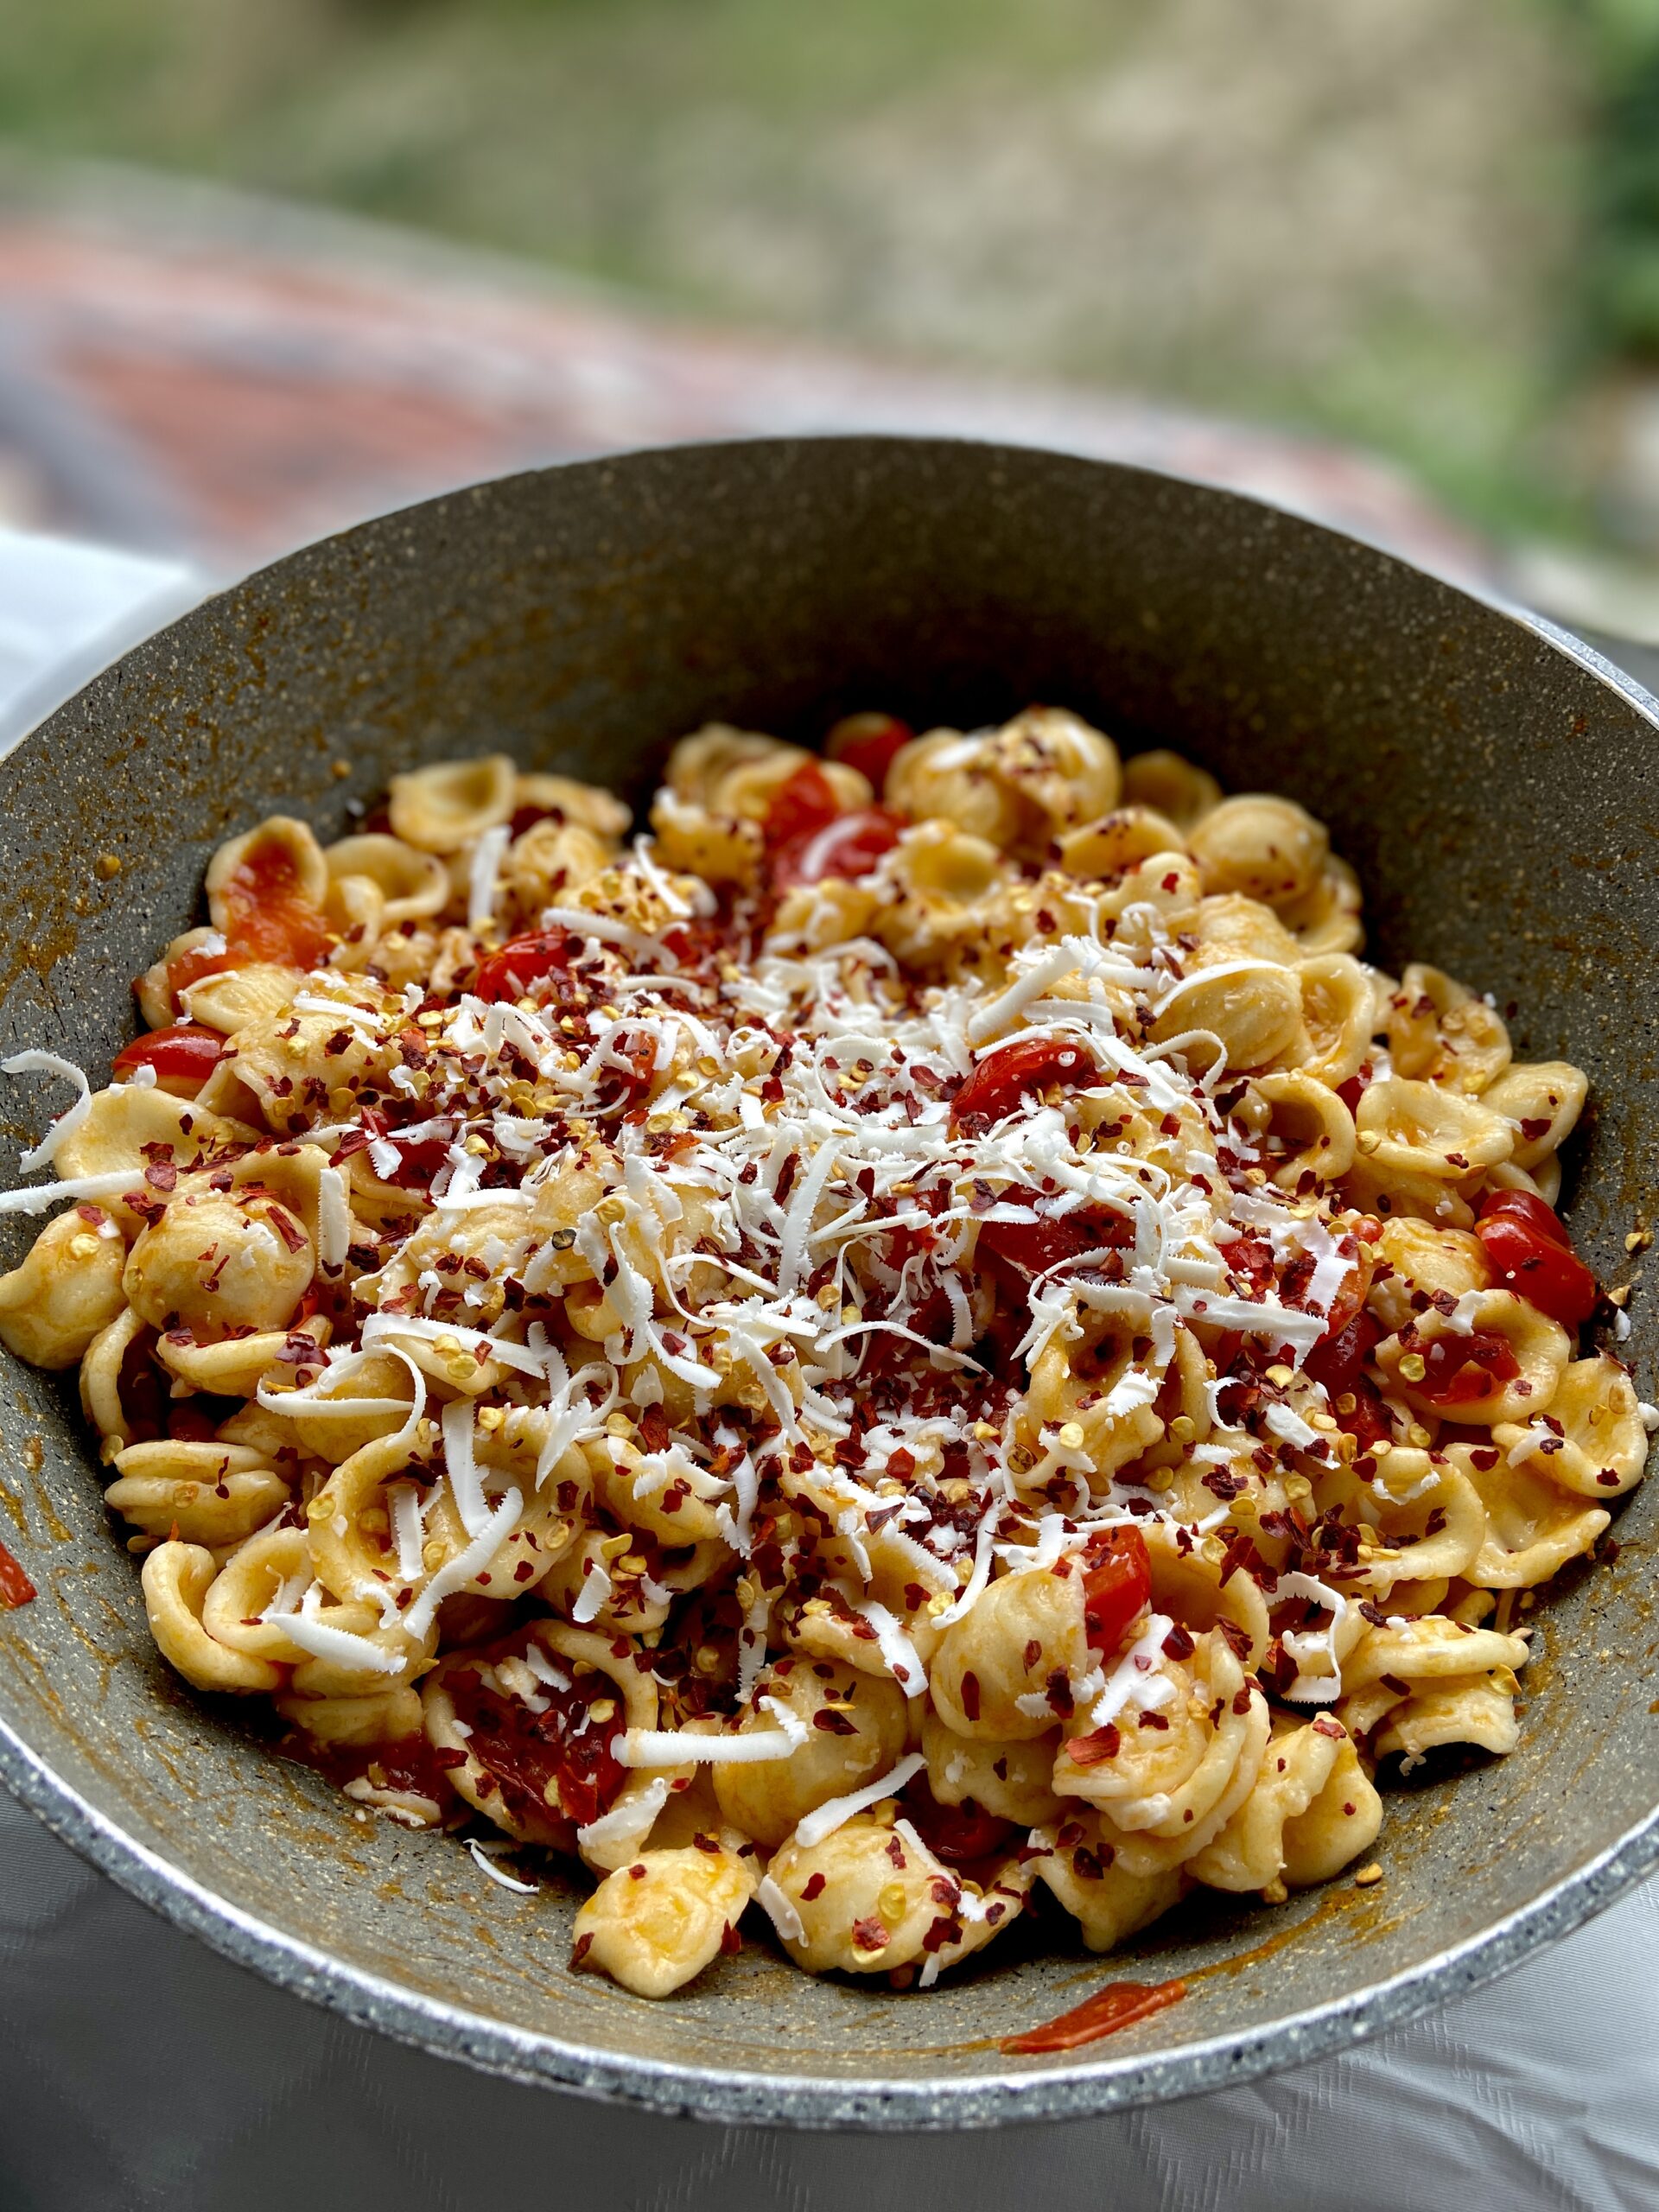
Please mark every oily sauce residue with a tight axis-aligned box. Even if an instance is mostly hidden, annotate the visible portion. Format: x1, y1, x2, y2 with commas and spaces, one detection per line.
1001, 1975, 1186, 2055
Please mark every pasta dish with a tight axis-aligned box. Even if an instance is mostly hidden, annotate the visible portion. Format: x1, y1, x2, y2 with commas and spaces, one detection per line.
0, 707, 1649, 2005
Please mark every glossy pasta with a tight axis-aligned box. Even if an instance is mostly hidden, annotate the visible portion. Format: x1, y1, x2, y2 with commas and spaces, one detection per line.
2, 704, 1650, 2002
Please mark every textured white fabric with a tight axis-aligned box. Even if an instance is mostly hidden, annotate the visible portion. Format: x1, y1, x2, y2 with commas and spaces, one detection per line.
3, 524, 1658, 2211
3, 1785, 1659, 2211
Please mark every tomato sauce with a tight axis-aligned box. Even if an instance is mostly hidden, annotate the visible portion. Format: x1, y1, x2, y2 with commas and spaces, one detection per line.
1001, 1975, 1186, 2054
0, 1539, 36, 1609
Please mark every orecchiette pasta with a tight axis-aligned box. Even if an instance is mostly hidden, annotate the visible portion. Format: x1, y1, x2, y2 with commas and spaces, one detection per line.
0, 701, 1645, 2012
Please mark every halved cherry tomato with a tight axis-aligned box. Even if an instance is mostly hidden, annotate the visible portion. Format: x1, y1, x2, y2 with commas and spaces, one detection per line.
1305, 1310, 1382, 1402
771, 807, 903, 893
826, 712, 912, 793
1082, 1526, 1152, 1659
1477, 1192, 1597, 1332
1478, 1190, 1571, 1245
1414, 1327, 1521, 1408
763, 760, 843, 849
470, 928, 575, 1004
111, 1022, 226, 1096
978, 1208, 1134, 1281
951, 1038, 1099, 1134
899, 1776, 1014, 1865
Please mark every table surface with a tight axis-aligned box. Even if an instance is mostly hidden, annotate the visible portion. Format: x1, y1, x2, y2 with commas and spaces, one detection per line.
2, 527, 1657, 2212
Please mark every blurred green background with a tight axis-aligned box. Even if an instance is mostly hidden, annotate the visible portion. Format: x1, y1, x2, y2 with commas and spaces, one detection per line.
7, 0, 1659, 563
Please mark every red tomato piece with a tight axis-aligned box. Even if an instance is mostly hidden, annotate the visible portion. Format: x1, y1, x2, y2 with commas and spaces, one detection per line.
770, 807, 903, 893
899, 1777, 1015, 1865
763, 760, 843, 849
1476, 1192, 1597, 1331
978, 1209, 1134, 1281
1336, 1063, 1373, 1116
1002, 1977, 1186, 2056
1304, 1310, 1382, 1402
111, 1023, 226, 1096
1478, 1189, 1572, 1246
0, 1538, 35, 1609
951, 1038, 1099, 1133
216, 839, 333, 971
382, 1136, 453, 1192
826, 712, 912, 792
1082, 1527, 1152, 1659
470, 929, 575, 1004
1415, 1328, 1521, 1408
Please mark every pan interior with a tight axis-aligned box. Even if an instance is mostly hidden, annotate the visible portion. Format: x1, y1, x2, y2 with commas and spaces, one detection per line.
1, 438, 1656, 2126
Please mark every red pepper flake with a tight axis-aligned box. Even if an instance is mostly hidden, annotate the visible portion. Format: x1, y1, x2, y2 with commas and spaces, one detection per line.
1215, 1617, 1254, 1662
265, 1204, 308, 1255
960, 1670, 982, 1723
0, 1540, 36, 1609
851, 1916, 890, 1953
719, 1920, 743, 1955
571, 1933, 594, 1968
1063, 1723, 1122, 1767
802, 1872, 827, 1902
1001, 1976, 1187, 2055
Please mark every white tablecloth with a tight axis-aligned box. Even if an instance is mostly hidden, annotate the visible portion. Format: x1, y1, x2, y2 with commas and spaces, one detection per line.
2, 525, 1657, 2212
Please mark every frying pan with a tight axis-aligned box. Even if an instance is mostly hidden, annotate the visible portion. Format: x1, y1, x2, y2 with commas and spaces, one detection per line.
1, 437, 1656, 2129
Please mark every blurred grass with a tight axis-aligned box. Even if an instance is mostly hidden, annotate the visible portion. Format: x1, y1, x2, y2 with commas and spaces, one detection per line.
0, 0, 1614, 540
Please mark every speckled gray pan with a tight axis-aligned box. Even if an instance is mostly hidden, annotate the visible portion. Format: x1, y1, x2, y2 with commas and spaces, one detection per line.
1, 437, 1657, 2130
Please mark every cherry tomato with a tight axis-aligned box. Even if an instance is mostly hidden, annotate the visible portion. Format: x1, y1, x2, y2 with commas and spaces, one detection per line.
1082, 1527, 1152, 1659
1414, 1327, 1521, 1408
1304, 1310, 1382, 1402
770, 807, 903, 893
763, 760, 843, 849
1478, 1190, 1572, 1245
826, 712, 912, 793
1477, 1192, 1597, 1331
111, 1022, 226, 1096
951, 1038, 1098, 1133
470, 929, 574, 1004
978, 1208, 1133, 1281
899, 1776, 1014, 1865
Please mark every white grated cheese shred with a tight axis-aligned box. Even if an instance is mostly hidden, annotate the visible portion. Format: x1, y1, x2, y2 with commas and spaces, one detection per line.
791, 1753, 929, 1847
